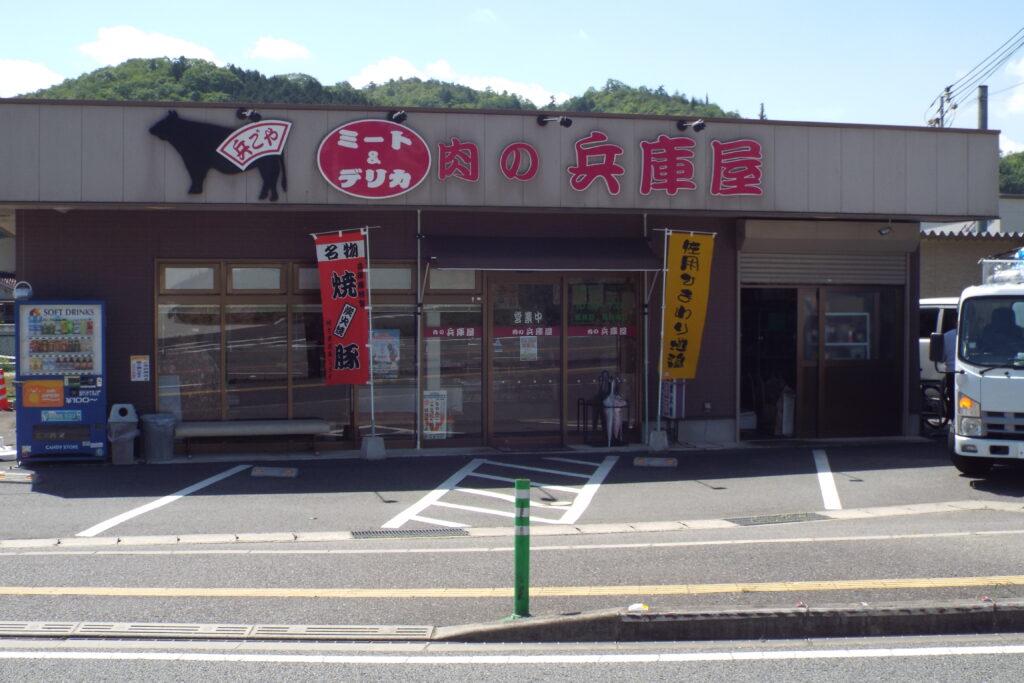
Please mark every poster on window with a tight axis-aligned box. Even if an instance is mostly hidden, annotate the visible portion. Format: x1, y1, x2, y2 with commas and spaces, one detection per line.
314, 229, 370, 385
423, 390, 448, 440
372, 329, 401, 379
519, 335, 538, 361
661, 232, 715, 380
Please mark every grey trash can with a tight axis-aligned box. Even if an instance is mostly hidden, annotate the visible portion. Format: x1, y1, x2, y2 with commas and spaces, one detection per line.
140, 413, 177, 463
107, 404, 139, 466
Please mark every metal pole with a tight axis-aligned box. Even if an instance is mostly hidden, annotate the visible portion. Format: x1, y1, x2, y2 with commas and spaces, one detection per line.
362, 227, 377, 438
655, 229, 670, 433
512, 478, 531, 618
415, 211, 422, 450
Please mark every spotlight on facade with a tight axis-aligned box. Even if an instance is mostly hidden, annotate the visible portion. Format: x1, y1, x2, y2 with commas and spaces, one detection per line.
235, 108, 262, 122
878, 226, 893, 236
387, 110, 408, 123
536, 115, 573, 128
677, 119, 706, 132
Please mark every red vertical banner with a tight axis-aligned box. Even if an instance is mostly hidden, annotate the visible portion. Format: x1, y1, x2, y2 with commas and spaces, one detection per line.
314, 230, 370, 385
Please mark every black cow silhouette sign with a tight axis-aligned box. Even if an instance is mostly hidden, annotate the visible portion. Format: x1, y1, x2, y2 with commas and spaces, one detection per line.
149, 110, 290, 201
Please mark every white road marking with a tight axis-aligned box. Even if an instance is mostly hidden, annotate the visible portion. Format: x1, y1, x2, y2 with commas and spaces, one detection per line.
1, 644, 1024, 664
381, 458, 486, 529
75, 465, 252, 538
813, 449, 842, 510
382, 456, 618, 529
5, 528, 1024, 557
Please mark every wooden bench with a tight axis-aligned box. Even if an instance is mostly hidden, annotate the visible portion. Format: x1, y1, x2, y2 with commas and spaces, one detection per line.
174, 418, 332, 456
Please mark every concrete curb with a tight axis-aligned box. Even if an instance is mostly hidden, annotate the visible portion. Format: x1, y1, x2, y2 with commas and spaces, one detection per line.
434, 599, 1024, 642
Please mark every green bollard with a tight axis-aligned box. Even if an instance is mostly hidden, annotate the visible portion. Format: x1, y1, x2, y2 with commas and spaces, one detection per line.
511, 478, 531, 619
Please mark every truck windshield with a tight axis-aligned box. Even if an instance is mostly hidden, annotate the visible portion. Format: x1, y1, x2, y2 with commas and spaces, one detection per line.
960, 297, 1024, 367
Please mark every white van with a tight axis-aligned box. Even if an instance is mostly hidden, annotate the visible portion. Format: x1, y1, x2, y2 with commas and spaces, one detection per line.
919, 297, 958, 382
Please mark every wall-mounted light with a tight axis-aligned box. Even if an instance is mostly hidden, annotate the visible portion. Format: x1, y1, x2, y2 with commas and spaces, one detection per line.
235, 108, 262, 122
676, 119, 706, 132
878, 226, 893, 236
387, 110, 408, 123
536, 115, 573, 128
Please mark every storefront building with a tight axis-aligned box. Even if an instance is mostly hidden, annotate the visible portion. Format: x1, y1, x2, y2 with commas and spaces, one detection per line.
0, 100, 999, 452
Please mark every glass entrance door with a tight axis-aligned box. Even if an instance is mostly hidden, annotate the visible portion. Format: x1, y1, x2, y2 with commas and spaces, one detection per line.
489, 278, 562, 445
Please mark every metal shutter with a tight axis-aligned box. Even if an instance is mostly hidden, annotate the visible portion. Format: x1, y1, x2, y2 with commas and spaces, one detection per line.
739, 253, 906, 285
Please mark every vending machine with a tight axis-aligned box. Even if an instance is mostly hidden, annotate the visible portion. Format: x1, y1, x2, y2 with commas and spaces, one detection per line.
15, 300, 106, 462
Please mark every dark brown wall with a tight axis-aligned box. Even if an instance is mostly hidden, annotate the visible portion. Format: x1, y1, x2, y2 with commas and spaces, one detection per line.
19, 208, 738, 422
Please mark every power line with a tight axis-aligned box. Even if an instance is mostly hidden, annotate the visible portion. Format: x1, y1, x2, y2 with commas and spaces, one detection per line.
927, 27, 1024, 126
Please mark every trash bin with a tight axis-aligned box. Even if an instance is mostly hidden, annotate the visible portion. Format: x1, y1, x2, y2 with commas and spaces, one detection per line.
140, 413, 177, 463
107, 404, 139, 466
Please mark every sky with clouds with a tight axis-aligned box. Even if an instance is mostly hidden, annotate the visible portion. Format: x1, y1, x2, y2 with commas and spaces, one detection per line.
1, 1, 1022, 152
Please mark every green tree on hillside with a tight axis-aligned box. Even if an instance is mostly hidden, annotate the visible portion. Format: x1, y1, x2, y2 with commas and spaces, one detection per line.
19, 60, 741, 119
1000, 151, 1024, 195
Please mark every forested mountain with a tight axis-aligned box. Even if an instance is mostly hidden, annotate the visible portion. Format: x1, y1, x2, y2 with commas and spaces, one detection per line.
20, 57, 738, 119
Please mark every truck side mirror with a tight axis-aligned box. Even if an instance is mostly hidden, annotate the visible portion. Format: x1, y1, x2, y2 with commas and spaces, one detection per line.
929, 332, 945, 363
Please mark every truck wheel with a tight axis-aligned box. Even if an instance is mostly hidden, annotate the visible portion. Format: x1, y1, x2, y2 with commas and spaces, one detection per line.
951, 453, 993, 477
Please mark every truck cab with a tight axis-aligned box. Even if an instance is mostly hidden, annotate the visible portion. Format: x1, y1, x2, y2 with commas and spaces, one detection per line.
937, 259, 1024, 475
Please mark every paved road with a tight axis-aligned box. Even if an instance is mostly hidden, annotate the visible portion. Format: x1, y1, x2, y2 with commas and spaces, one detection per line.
3, 635, 1024, 682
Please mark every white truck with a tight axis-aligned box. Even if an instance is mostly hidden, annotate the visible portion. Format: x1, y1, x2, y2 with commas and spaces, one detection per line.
930, 259, 1024, 476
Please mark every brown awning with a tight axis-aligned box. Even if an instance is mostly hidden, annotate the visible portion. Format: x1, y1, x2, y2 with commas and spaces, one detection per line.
426, 236, 660, 271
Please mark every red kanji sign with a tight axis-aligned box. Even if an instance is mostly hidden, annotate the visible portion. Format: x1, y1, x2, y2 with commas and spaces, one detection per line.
317, 120, 431, 199
315, 230, 370, 385
710, 138, 764, 196
216, 120, 292, 170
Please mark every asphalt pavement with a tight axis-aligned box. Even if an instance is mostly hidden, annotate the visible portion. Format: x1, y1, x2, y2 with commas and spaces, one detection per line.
4, 409, 1024, 643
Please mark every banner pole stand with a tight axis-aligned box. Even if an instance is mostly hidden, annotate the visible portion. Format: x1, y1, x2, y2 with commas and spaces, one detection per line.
648, 229, 670, 452
360, 226, 386, 460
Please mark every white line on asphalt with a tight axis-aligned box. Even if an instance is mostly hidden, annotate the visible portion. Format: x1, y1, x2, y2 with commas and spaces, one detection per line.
381, 458, 486, 529
559, 455, 618, 524
6, 528, 1024, 557
75, 465, 252, 538
466, 471, 582, 493
2, 644, 1024, 664
813, 449, 842, 510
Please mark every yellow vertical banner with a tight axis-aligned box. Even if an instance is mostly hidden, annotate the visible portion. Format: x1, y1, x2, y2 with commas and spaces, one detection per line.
661, 232, 715, 380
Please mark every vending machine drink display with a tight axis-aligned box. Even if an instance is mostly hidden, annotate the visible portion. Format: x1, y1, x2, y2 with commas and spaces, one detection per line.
16, 301, 106, 462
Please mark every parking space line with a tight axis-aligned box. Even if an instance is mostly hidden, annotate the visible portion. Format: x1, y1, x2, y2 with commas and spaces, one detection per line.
383, 456, 618, 529
409, 515, 468, 528
813, 449, 842, 510
382, 459, 486, 529
480, 459, 593, 479
75, 465, 252, 538
466, 471, 582, 493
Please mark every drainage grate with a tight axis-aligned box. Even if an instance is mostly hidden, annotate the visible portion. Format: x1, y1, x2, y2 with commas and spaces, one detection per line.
726, 512, 829, 526
352, 528, 469, 539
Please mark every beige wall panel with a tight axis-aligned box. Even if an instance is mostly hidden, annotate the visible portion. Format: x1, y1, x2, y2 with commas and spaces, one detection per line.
731, 122, 772, 215
772, 125, 810, 213
905, 131, 938, 216
967, 134, 999, 216
807, 127, 842, 212
127, 107, 169, 202
284, 108, 329, 205
873, 128, 906, 215
480, 115, 526, 208
840, 128, 874, 213
0, 103, 1001, 221
38, 106, 82, 202
81, 106, 124, 201
935, 133, 968, 215
0, 104, 39, 200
